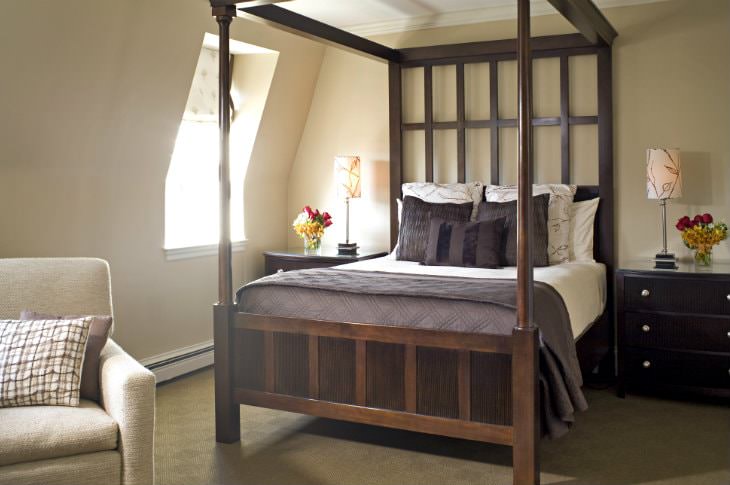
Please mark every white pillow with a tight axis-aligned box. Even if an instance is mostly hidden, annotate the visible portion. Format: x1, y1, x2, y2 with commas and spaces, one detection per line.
0, 318, 93, 408
484, 184, 577, 265
569, 198, 600, 262
402, 182, 483, 221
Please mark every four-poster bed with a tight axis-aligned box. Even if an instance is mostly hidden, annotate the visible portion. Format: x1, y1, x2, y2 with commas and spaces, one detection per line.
210, 1, 616, 484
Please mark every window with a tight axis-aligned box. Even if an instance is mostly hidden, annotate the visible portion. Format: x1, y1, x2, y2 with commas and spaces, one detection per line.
164, 35, 277, 255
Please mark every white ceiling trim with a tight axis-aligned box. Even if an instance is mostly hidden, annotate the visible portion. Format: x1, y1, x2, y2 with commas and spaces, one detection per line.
341, 0, 669, 37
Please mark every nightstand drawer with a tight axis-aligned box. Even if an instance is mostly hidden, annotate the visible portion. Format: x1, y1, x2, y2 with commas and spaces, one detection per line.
625, 312, 730, 352
623, 276, 730, 314
626, 348, 730, 390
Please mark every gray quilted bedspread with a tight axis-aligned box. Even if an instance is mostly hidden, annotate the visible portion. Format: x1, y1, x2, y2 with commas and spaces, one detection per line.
236, 268, 587, 438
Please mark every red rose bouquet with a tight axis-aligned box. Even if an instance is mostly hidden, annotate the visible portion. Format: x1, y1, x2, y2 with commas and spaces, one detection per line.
675, 213, 727, 266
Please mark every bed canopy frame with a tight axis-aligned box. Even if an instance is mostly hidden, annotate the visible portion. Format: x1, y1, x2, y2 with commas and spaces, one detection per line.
210, 2, 616, 484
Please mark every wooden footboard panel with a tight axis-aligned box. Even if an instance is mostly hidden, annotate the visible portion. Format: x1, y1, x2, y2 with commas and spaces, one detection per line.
231, 312, 517, 442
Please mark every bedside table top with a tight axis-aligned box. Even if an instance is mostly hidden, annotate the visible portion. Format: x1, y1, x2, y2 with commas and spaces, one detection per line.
619, 260, 730, 276
264, 247, 389, 262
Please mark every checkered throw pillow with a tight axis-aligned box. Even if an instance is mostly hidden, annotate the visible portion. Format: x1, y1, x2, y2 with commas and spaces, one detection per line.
0, 318, 93, 407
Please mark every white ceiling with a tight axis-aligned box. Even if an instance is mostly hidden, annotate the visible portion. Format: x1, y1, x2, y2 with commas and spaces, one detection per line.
276, 0, 668, 36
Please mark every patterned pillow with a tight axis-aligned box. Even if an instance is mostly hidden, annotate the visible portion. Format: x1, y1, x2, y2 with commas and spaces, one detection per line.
20, 311, 112, 402
0, 318, 92, 408
476, 194, 551, 267
396, 196, 473, 262
423, 217, 505, 268
484, 184, 577, 264
402, 182, 483, 221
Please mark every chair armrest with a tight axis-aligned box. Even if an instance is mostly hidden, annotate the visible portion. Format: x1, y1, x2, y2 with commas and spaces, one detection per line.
100, 340, 156, 485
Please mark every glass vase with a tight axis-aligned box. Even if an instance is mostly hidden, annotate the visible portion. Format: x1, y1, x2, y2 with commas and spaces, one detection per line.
303, 235, 322, 256
694, 247, 713, 268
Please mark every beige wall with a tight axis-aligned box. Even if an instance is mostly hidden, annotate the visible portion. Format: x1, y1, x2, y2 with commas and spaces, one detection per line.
288, 0, 730, 264
0, 0, 324, 359
230, 51, 280, 242
287, 48, 390, 250
1, 0, 727, 360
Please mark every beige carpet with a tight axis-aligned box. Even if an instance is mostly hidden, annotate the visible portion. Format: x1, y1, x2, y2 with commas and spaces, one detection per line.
155, 368, 729, 485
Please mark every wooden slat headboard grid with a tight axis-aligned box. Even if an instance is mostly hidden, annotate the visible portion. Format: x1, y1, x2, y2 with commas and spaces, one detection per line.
388, 36, 613, 276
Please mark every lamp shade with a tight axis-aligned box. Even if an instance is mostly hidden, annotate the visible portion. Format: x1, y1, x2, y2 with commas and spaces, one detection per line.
334, 156, 361, 199
646, 148, 682, 200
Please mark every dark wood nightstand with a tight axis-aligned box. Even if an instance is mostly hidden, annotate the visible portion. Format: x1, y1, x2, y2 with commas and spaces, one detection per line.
617, 262, 730, 400
263, 247, 389, 276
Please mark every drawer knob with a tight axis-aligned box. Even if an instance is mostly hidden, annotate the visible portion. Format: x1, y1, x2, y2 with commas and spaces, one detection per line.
641, 289, 650, 297
726, 294, 730, 301
642, 360, 651, 369
641, 324, 651, 333
276, 268, 284, 273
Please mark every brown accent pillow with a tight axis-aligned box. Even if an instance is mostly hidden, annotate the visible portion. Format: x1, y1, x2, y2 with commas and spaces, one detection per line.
20, 311, 113, 402
396, 196, 473, 262
476, 193, 550, 267
423, 217, 505, 268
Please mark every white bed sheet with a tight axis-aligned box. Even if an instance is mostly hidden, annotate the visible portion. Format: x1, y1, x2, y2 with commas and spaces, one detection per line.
336, 257, 606, 339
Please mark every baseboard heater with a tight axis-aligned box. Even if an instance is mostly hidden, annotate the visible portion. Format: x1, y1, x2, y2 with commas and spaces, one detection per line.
141, 340, 214, 384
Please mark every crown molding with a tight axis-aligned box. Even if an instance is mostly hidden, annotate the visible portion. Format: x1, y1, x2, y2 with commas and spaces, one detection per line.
343, 0, 669, 38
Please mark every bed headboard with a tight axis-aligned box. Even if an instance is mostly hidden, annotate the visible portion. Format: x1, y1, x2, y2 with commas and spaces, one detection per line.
388, 33, 614, 273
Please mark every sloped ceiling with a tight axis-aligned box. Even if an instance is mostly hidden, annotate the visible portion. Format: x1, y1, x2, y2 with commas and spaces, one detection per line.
279, 0, 669, 36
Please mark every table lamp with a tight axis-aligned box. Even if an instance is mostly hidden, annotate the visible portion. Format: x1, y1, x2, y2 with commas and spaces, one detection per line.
335, 155, 361, 255
646, 148, 682, 269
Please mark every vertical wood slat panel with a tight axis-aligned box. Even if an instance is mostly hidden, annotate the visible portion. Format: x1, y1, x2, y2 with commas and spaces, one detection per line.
233, 329, 264, 391
405, 344, 417, 412
309, 335, 319, 399
367, 342, 406, 411
264, 332, 274, 392
456, 63, 466, 183
416, 347, 459, 419
355, 340, 366, 406
458, 350, 471, 420
471, 352, 512, 425
560, 54, 570, 184
424, 65, 434, 182
274, 333, 309, 397
319, 337, 356, 404
489, 60, 500, 184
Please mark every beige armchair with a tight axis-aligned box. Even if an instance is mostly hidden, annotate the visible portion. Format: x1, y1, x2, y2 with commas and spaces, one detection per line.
0, 258, 155, 485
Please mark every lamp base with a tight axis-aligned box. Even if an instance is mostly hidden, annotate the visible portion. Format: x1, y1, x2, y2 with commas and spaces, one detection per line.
654, 252, 678, 270
337, 243, 358, 256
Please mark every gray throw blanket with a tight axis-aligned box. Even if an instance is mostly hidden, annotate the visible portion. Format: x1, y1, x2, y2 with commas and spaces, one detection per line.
237, 268, 588, 438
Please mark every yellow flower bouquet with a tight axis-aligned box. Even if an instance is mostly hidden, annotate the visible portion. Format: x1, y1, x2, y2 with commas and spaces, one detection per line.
293, 206, 333, 255
675, 213, 728, 266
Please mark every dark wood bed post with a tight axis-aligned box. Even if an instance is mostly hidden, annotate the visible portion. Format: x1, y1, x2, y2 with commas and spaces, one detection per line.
513, 0, 540, 484
212, 4, 240, 444
388, 61, 402, 250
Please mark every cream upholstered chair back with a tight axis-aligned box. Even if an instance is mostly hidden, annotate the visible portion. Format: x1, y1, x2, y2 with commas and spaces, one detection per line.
0, 258, 114, 334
